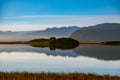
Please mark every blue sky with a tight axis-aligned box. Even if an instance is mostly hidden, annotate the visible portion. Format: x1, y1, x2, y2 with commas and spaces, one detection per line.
0, 0, 120, 31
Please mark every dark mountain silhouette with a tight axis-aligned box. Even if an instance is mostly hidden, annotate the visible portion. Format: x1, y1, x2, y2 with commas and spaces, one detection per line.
70, 23, 120, 41
0, 26, 80, 41
74, 45, 120, 60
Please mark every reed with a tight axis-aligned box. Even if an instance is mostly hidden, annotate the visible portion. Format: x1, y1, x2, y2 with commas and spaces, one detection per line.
0, 72, 119, 80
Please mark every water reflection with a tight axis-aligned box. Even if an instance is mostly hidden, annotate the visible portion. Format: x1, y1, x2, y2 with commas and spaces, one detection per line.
0, 44, 120, 60
0, 52, 120, 75
0, 44, 120, 75
74, 45, 120, 60
0, 44, 79, 57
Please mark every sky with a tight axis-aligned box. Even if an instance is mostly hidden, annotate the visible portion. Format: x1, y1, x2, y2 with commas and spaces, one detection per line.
0, 0, 120, 31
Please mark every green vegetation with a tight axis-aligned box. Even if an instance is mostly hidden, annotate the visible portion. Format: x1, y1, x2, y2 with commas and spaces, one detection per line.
29, 38, 49, 42
29, 37, 79, 50
79, 42, 102, 44
0, 37, 79, 50
101, 41, 120, 45
0, 72, 119, 80
0, 37, 76, 50
0, 37, 120, 48
80, 41, 120, 45
49, 38, 79, 50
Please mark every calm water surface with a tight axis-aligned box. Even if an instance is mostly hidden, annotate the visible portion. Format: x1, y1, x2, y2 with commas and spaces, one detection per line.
0, 44, 120, 76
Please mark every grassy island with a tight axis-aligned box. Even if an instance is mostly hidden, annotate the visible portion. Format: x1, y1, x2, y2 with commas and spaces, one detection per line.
29, 37, 79, 50
0, 37, 80, 50
0, 37, 120, 47
24, 39, 120, 46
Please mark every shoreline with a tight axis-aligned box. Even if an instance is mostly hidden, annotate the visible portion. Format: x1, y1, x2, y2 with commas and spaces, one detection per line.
0, 37, 119, 45
0, 41, 120, 45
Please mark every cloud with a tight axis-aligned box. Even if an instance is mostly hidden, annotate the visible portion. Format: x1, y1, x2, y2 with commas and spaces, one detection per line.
0, 24, 77, 31
3, 15, 72, 18
0, 15, 120, 31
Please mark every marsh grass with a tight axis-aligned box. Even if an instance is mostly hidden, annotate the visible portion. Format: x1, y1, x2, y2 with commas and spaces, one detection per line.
0, 72, 119, 80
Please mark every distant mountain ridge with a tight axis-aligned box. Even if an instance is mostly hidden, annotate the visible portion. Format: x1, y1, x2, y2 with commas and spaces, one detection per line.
70, 23, 120, 42
0, 26, 80, 41
80, 23, 120, 30
28, 26, 80, 36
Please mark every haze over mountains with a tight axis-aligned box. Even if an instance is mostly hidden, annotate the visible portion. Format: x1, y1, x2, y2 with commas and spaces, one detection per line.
71, 23, 120, 42
1, 23, 120, 42
0, 26, 79, 41
28, 26, 79, 36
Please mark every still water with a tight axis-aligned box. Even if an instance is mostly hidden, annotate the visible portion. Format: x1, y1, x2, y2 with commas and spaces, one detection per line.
0, 44, 120, 75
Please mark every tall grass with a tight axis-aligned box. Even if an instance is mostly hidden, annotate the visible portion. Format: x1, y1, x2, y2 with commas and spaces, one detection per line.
0, 72, 119, 80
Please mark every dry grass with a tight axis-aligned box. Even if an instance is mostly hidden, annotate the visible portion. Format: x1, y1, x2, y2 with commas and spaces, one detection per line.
0, 72, 119, 80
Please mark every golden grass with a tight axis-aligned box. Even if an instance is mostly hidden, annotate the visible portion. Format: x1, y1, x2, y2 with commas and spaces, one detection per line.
0, 72, 119, 80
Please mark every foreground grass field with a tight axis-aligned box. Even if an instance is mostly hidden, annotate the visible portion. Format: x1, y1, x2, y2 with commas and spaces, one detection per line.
0, 72, 119, 80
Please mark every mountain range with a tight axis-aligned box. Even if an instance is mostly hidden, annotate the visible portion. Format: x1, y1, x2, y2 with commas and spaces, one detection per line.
1, 23, 120, 42
0, 26, 80, 41
71, 23, 120, 42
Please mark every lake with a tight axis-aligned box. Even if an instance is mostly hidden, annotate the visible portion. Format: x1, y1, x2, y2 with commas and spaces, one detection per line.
0, 44, 120, 76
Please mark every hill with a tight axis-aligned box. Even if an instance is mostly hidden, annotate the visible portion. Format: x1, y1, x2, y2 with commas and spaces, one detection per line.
0, 26, 80, 41
70, 23, 120, 42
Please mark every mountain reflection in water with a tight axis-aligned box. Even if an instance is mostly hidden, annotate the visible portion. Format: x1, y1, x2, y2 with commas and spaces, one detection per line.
0, 44, 120, 60
0, 44, 79, 57
0, 44, 120, 75
74, 45, 120, 60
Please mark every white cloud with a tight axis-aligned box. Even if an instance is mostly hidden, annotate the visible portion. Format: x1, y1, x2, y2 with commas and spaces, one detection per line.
0, 15, 120, 31
4, 15, 68, 18
0, 24, 77, 31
